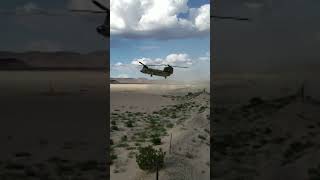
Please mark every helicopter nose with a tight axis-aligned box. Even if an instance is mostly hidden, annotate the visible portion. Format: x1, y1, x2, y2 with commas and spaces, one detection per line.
96, 25, 108, 37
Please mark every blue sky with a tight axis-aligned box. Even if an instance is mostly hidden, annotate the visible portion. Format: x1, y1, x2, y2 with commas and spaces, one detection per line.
110, 0, 210, 80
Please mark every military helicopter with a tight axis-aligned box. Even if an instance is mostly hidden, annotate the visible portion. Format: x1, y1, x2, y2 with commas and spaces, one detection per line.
70, 0, 109, 38
0, 0, 109, 38
138, 61, 188, 79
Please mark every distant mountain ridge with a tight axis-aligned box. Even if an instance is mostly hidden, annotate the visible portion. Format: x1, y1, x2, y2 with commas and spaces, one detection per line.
110, 78, 154, 84
0, 51, 108, 70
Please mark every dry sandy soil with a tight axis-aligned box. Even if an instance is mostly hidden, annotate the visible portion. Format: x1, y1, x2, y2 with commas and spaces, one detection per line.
110, 83, 210, 180
212, 72, 320, 180
0, 71, 108, 179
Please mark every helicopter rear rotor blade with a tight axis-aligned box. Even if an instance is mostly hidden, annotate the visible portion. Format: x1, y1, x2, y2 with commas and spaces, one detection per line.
171, 66, 189, 68
69, 9, 106, 13
92, 0, 109, 12
211, 15, 250, 21
0, 10, 68, 16
138, 61, 149, 68
146, 64, 166, 66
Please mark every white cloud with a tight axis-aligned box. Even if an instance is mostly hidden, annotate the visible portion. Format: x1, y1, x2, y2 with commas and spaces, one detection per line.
116, 74, 129, 78
115, 62, 123, 66
110, 0, 210, 38
16, 2, 42, 13
131, 53, 192, 66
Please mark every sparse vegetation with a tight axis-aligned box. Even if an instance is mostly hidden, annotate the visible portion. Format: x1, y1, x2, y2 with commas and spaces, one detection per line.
151, 137, 162, 145
121, 135, 127, 142
136, 145, 166, 171
126, 120, 134, 127
198, 134, 206, 140
111, 125, 119, 131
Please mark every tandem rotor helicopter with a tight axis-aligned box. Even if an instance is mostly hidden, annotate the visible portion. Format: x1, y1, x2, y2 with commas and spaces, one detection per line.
0, 0, 110, 37
138, 61, 188, 79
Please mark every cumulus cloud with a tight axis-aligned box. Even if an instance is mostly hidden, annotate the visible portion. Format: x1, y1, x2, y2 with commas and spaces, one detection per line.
110, 0, 210, 39
131, 53, 192, 66
15, 2, 43, 13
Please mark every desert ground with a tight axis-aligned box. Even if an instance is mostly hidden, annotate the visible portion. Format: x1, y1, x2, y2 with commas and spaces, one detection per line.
110, 82, 210, 180
212, 72, 320, 180
0, 71, 108, 179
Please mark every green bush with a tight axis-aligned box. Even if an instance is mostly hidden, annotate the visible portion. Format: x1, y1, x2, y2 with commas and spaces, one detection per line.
121, 135, 127, 142
111, 125, 119, 131
126, 120, 134, 127
151, 137, 162, 145
136, 145, 166, 171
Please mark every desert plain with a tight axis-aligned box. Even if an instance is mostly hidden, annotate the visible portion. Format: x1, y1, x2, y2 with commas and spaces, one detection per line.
110, 81, 210, 180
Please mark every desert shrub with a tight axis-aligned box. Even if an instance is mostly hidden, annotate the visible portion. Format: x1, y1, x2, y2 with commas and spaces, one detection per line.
126, 120, 134, 127
198, 134, 206, 140
121, 135, 127, 142
308, 165, 320, 180
185, 152, 194, 159
249, 97, 264, 105
166, 123, 174, 128
136, 145, 166, 171
151, 137, 162, 145
110, 153, 117, 165
199, 106, 207, 113
111, 125, 119, 131
171, 114, 177, 119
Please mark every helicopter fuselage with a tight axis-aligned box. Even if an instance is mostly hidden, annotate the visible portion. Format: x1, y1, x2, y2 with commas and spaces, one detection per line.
140, 66, 173, 78
96, 24, 109, 37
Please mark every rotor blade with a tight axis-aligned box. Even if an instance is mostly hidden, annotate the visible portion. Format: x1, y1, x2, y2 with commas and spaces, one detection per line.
92, 0, 109, 11
69, 9, 106, 13
0, 9, 72, 16
171, 66, 189, 68
211, 15, 250, 21
0, 11, 67, 16
146, 64, 166, 66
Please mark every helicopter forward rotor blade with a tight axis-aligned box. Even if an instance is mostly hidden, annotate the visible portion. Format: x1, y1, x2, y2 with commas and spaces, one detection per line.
0, 10, 67, 16
145, 64, 166, 66
92, 0, 109, 12
171, 66, 189, 68
69, 9, 106, 13
211, 15, 250, 21
139, 62, 149, 69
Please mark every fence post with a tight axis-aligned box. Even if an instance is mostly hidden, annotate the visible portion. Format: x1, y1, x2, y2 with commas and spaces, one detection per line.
156, 159, 159, 180
169, 133, 172, 154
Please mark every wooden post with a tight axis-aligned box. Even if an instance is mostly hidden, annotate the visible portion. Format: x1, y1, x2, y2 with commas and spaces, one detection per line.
156, 162, 159, 180
169, 133, 172, 154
